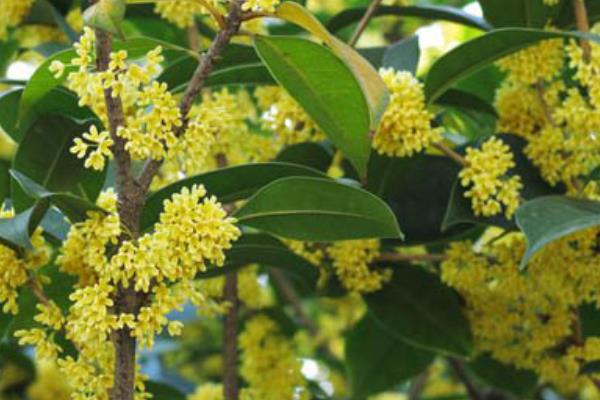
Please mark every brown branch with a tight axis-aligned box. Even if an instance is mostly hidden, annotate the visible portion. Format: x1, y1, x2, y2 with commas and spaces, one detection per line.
433, 142, 467, 167
572, 0, 591, 62
138, 0, 244, 191
223, 273, 239, 400
378, 252, 447, 263
448, 358, 483, 400
270, 269, 319, 334
349, 0, 383, 47
408, 371, 430, 400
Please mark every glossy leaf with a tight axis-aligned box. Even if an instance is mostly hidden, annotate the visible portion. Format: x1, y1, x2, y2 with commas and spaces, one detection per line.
141, 162, 326, 230
0, 203, 49, 252
425, 28, 600, 103
146, 382, 186, 400
435, 89, 498, 117
276, 143, 334, 172
274, 2, 390, 133
515, 196, 600, 268
366, 264, 473, 356
0, 89, 22, 141
382, 36, 420, 75
254, 36, 372, 174
235, 177, 402, 242
346, 314, 434, 399
11, 170, 105, 223
556, 0, 600, 28
83, 0, 126, 38
28, 0, 79, 42
468, 355, 538, 397
12, 115, 105, 212
327, 5, 491, 32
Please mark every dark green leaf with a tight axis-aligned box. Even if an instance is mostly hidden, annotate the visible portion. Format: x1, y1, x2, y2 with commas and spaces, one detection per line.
0, 203, 49, 252
0, 89, 22, 141
515, 196, 600, 268
0, 343, 36, 380
28, 0, 79, 43
581, 360, 600, 375
327, 5, 491, 32
11, 170, 104, 223
368, 153, 474, 245
141, 162, 326, 231
276, 142, 334, 173
12, 115, 105, 212
254, 36, 372, 175
146, 382, 186, 400
556, 0, 600, 28
468, 354, 538, 397
382, 35, 420, 75
235, 177, 402, 241
425, 28, 600, 103
346, 314, 434, 399
435, 89, 498, 117
366, 264, 473, 356
0, 161, 10, 206
479, 0, 559, 28
0, 40, 18, 75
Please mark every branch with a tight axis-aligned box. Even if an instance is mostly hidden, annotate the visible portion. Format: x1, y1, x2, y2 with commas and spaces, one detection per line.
448, 358, 483, 400
223, 273, 239, 400
270, 269, 319, 334
138, 0, 244, 191
408, 371, 430, 400
433, 142, 468, 167
349, 0, 383, 47
572, 0, 591, 62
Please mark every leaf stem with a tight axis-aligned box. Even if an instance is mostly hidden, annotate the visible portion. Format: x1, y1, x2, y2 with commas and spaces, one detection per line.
349, 0, 383, 47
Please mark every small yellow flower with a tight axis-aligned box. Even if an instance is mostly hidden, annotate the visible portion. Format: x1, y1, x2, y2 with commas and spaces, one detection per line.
49, 60, 66, 79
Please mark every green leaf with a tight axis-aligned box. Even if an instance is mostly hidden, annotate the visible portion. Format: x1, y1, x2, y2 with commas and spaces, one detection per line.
581, 360, 600, 375
83, 0, 126, 38
0, 203, 49, 252
515, 196, 600, 268
0, 89, 22, 141
12, 115, 106, 212
11, 169, 105, 223
28, 0, 79, 43
0, 161, 9, 206
468, 355, 538, 397
19, 36, 187, 123
141, 162, 326, 231
0, 40, 18, 75
443, 134, 561, 231
366, 264, 473, 356
0, 343, 36, 380
346, 314, 434, 399
382, 36, 421, 75
254, 36, 372, 175
556, 0, 600, 28
235, 176, 402, 242
367, 153, 474, 245
434, 89, 498, 117
479, 0, 560, 28
327, 5, 492, 33
425, 28, 600, 103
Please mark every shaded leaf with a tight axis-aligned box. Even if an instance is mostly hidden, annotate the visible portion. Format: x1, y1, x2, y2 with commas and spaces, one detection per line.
479, 0, 560, 28
382, 35, 420, 75
346, 314, 434, 399
468, 355, 538, 397
366, 264, 473, 356
276, 142, 334, 172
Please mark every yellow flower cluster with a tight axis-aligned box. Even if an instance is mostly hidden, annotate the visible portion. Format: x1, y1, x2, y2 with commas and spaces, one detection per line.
242, 0, 281, 13
326, 239, 392, 293
239, 315, 308, 400
196, 265, 271, 316
497, 39, 564, 85
18, 184, 239, 398
0, 0, 35, 40
14, 25, 66, 49
459, 137, 522, 218
154, 0, 220, 28
255, 86, 324, 146
441, 230, 600, 393
189, 383, 223, 400
0, 210, 50, 315
374, 68, 442, 157
27, 361, 72, 400
51, 29, 207, 169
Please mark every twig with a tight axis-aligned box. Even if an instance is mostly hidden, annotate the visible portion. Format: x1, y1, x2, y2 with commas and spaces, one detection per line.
138, 0, 245, 191
408, 371, 430, 400
271, 269, 319, 334
223, 273, 239, 400
195, 0, 226, 29
377, 252, 447, 263
433, 142, 467, 167
448, 358, 483, 400
349, 0, 383, 47
572, 0, 591, 62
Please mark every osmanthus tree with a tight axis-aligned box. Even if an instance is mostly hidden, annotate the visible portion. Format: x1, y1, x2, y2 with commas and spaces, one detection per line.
5, 0, 600, 399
